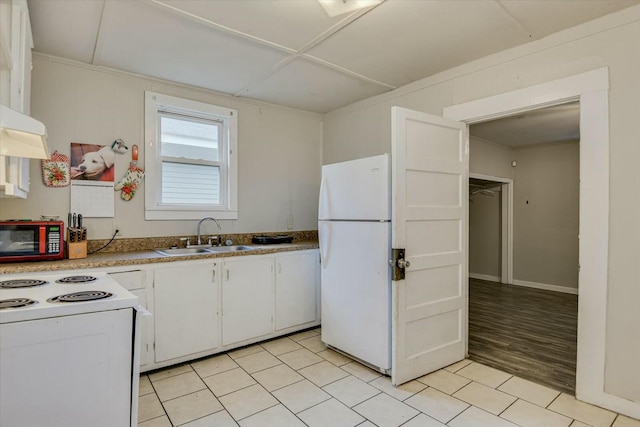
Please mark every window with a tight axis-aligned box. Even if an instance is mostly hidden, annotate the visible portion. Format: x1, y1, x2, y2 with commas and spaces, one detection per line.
145, 92, 238, 220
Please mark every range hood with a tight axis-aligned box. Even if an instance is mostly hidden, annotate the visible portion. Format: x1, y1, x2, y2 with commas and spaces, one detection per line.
0, 105, 49, 159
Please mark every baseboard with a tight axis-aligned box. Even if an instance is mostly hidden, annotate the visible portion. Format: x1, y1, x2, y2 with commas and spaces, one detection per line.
578, 388, 640, 421
469, 273, 501, 283
512, 279, 579, 295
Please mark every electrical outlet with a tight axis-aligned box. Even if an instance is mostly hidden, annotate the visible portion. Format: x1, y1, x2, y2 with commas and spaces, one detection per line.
112, 222, 122, 237
287, 217, 293, 230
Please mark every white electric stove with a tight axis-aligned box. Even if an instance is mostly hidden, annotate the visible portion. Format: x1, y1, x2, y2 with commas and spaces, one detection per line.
0, 271, 138, 322
0, 271, 144, 427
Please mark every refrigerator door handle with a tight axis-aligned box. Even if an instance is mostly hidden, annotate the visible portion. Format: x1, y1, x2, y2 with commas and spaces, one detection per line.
318, 174, 330, 219
318, 221, 330, 266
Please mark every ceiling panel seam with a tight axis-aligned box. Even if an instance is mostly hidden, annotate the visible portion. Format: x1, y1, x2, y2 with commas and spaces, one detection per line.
187, 1, 394, 97
295, 3, 383, 54
299, 54, 396, 89
232, 51, 396, 99
494, 0, 533, 39
148, 0, 297, 55
91, 0, 110, 65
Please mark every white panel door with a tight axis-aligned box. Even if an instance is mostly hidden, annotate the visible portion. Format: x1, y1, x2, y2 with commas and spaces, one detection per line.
391, 106, 468, 385
320, 220, 391, 370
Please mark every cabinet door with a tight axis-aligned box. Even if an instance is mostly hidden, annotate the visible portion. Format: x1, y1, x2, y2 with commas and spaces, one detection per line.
275, 250, 319, 330
222, 257, 274, 346
154, 262, 220, 362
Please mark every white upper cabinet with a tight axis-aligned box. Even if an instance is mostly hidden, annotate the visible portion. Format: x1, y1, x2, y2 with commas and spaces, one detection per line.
0, 0, 33, 199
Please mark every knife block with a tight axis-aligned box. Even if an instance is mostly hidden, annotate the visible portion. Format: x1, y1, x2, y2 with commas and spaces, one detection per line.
67, 230, 87, 260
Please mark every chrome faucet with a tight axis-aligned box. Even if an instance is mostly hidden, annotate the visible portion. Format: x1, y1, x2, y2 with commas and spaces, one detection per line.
196, 217, 222, 246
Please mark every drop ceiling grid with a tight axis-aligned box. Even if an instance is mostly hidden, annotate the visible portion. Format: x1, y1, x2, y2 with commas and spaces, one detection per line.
26, 0, 640, 113
145, 0, 396, 101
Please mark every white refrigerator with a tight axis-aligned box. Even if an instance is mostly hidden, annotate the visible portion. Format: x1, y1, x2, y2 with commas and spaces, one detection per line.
318, 154, 392, 372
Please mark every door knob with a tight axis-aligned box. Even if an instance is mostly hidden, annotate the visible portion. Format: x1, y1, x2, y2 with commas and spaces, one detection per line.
397, 259, 410, 269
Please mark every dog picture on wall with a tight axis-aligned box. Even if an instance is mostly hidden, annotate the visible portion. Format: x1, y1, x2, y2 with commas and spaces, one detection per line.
70, 143, 115, 182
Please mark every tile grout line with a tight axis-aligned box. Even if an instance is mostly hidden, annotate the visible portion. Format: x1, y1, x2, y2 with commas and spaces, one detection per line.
143, 326, 636, 427
443, 405, 474, 426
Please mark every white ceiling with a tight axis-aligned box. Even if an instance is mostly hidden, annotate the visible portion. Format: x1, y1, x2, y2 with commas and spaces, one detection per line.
470, 102, 581, 148
27, 0, 639, 114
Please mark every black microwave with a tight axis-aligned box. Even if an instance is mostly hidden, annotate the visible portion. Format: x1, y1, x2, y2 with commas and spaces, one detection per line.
0, 220, 64, 262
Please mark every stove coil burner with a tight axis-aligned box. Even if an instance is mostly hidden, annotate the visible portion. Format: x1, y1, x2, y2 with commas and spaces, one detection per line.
47, 291, 114, 303
55, 275, 98, 284
0, 298, 38, 309
0, 279, 49, 289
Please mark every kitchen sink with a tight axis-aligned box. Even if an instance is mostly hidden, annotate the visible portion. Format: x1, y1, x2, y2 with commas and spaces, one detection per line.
154, 245, 258, 256
154, 247, 216, 256
207, 245, 257, 253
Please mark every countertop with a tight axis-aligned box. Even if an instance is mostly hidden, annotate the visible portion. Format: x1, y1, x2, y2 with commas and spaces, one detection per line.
0, 241, 319, 274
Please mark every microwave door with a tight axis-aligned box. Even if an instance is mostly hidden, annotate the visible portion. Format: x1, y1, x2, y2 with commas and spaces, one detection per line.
9, 242, 37, 253
0, 229, 35, 255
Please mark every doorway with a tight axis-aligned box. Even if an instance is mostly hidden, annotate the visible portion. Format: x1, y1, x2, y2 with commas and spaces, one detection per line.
465, 105, 580, 394
443, 67, 612, 408
468, 174, 513, 285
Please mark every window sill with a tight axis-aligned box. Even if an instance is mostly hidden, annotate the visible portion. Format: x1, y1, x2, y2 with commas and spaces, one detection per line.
145, 209, 238, 221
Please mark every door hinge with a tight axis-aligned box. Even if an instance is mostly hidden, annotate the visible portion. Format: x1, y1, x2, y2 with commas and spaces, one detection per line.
389, 248, 410, 281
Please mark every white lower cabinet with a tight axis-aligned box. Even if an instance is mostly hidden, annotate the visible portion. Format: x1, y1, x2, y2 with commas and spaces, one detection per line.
222, 256, 274, 346
148, 249, 320, 369
154, 262, 221, 363
275, 250, 319, 330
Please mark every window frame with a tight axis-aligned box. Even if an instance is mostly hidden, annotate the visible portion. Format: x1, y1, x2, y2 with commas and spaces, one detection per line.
144, 91, 238, 220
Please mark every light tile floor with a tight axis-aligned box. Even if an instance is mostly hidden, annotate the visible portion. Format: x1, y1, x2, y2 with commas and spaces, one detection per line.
138, 327, 640, 427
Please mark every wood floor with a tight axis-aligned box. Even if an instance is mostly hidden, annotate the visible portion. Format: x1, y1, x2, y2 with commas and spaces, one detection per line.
468, 278, 578, 395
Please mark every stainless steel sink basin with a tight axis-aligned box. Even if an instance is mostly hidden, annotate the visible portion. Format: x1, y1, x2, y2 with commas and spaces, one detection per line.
154, 245, 258, 256
154, 247, 215, 256
207, 245, 257, 253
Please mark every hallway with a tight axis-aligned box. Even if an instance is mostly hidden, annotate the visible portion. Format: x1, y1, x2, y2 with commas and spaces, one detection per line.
468, 278, 578, 395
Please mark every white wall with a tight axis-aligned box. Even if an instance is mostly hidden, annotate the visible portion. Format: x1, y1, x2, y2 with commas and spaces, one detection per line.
468, 137, 579, 291
469, 137, 514, 180
322, 6, 640, 406
0, 55, 323, 239
513, 141, 580, 289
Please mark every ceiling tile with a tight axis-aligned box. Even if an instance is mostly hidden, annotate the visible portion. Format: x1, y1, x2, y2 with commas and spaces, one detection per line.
307, 0, 531, 87
160, 0, 345, 50
28, 0, 104, 63
241, 57, 390, 113
94, 1, 290, 94
499, 0, 640, 39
